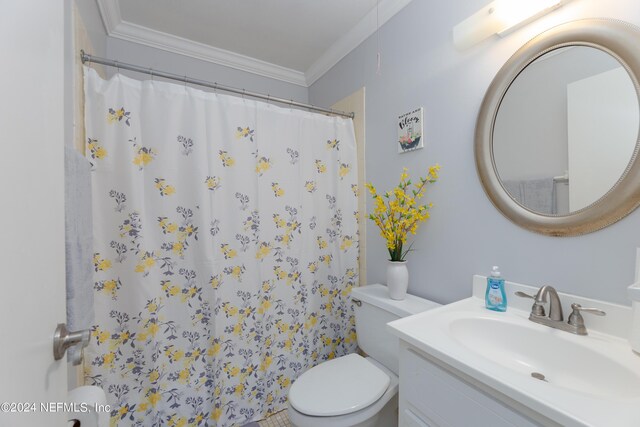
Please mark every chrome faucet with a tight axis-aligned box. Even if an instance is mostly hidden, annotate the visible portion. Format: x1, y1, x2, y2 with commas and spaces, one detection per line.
537, 285, 563, 321
515, 286, 606, 335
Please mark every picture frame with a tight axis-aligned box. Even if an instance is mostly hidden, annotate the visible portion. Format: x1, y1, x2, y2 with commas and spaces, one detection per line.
398, 107, 424, 153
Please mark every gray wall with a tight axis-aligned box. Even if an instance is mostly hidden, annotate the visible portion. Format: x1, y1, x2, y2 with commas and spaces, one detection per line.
106, 38, 308, 103
309, 0, 640, 305
74, 0, 108, 57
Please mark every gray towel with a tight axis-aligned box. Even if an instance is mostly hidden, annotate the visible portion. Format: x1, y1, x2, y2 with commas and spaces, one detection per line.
65, 146, 94, 346
503, 178, 556, 215
521, 178, 555, 215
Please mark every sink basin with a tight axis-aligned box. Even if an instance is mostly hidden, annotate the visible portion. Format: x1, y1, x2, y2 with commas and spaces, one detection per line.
448, 316, 640, 399
387, 280, 640, 427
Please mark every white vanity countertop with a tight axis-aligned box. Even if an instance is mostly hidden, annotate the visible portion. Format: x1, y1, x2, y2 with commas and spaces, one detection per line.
387, 276, 640, 427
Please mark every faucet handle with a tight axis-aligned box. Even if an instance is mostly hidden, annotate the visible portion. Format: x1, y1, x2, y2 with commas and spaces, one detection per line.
569, 303, 606, 317
514, 291, 535, 299
515, 291, 545, 316
568, 303, 606, 335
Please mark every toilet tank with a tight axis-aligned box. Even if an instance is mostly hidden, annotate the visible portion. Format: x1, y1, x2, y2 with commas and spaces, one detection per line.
351, 284, 440, 375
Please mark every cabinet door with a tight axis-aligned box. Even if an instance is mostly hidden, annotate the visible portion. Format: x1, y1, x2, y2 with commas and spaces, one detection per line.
400, 346, 542, 427
403, 407, 434, 427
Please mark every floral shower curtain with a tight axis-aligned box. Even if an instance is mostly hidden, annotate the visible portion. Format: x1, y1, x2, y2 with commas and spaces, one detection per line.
83, 67, 359, 426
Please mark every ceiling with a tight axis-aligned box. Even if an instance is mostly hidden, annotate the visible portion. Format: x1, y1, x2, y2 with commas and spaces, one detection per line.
97, 0, 413, 87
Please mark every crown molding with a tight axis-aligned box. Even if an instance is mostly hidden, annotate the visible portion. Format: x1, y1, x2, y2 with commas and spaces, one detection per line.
96, 0, 306, 86
305, 0, 414, 86
97, 0, 414, 88
96, 0, 121, 34
112, 21, 307, 86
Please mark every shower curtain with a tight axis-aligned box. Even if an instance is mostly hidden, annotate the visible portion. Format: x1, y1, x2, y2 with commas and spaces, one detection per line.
83, 67, 359, 426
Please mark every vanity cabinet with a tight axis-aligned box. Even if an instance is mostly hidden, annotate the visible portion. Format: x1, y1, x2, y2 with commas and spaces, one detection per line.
398, 342, 546, 427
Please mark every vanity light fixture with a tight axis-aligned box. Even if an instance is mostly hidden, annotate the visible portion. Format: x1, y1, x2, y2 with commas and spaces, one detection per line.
453, 0, 572, 50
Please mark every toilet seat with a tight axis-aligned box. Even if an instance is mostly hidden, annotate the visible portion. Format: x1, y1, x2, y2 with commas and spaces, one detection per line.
289, 353, 390, 416
287, 356, 399, 427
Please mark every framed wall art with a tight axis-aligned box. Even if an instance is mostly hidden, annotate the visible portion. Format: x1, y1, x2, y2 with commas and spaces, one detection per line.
398, 107, 424, 154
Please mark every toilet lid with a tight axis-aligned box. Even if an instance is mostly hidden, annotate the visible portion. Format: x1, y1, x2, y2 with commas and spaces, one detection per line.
288, 353, 390, 416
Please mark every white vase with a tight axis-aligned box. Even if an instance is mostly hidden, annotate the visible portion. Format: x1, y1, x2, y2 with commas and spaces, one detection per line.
387, 260, 409, 300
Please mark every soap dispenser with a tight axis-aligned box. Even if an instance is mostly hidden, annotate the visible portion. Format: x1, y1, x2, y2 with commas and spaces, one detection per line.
485, 266, 507, 312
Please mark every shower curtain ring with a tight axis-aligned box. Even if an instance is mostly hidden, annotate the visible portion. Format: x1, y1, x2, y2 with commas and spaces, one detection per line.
184, 75, 188, 88
242, 89, 246, 100
149, 68, 154, 81
115, 60, 120, 73
267, 94, 271, 106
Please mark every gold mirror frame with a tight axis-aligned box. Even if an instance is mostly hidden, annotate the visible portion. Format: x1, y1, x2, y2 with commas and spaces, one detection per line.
476, 19, 640, 236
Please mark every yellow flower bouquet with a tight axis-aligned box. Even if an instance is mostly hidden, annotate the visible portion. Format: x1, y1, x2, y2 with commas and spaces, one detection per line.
366, 165, 440, 262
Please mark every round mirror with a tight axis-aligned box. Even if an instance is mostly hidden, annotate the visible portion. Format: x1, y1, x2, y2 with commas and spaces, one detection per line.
494, 46, 639, 215
476, 19, 640, 236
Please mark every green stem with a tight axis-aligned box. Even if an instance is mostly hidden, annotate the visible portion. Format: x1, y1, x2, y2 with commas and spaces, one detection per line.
390, 240, 403, 261
401, 241, 416, 260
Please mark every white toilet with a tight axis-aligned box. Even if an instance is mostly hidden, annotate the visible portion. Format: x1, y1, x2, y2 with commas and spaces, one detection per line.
287, 284, 440, 427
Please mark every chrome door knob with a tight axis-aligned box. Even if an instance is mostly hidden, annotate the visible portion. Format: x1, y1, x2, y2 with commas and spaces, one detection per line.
53, 323, 90, 362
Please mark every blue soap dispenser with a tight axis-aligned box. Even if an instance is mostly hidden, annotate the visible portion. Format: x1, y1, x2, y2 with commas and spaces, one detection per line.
485, 266, 507, 312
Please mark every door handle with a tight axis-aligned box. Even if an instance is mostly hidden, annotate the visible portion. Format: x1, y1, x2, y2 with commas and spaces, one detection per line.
53, 323, 90, 363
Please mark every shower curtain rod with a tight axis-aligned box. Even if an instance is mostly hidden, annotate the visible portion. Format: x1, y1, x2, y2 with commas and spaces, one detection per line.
80, 50, 355, 119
